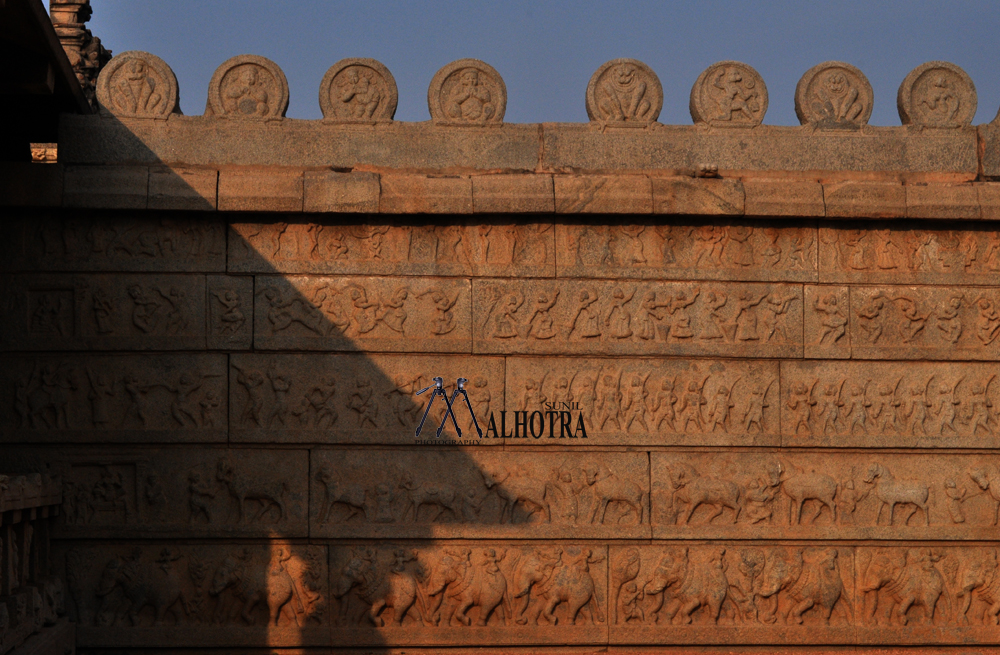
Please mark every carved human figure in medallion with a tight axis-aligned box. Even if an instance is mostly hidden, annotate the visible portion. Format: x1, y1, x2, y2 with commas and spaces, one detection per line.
319, 58, 397, 122
898, 61, 977, 128
690, 61, 768, 126
586, 59, 662, 124
428, 59, 506, 125
795, 61, 873, 128
96, 51, 179, 118
206, 55, 289, 118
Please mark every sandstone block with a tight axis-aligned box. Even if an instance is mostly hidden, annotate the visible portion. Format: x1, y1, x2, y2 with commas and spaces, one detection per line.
782, 360, 1000, 449
744, 179, 824, 217
979, 183, 1000, 220
651, 450, 1000, 537
380, 175, 472, 214
554, 222, 817, 282
472, 174, 554, 213
651, 177, 744, 216
823, 182, 905, 218
311, 449, 649, 539
555, 175, 652, 213
147, 166, 217, 210
906, 183, 980, 219
7, 215, 226, 272
818, 222, 1000, 285
0, 273, 208, 351
849, 285, 999, 360
540, 124, 978, 177
0, 163, 63, 207
59, 543, 328, 647
506, 356, 780, 448
228, 220, 554, 278
64, 165, 147, 209
34, 446, 309, 539
254, 275, 471, 353
229, 353, 504, 444
1, 354, 227, 443
330, 542, 607, 646
473, 278, 803, 358
207, 275, 252, 350
218, 168, 303, 212
303, 170, 379, 213
608, 543, 851, 642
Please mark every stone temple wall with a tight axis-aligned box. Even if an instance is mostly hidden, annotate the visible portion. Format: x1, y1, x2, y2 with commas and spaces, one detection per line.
4, 52, 1000, 654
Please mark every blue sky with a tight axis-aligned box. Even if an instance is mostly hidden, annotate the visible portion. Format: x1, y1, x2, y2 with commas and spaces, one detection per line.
89, 1, 1000, 125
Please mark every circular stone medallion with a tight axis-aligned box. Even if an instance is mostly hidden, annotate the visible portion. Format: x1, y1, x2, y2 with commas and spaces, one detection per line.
207, 55, 289, 118
586, 58, 662, 124
795, 61, 873, 128
690, 60, 768, 126
428, 59, 506, 125
319, 58, 397, 122
96, 51, 179, 118
897, 61, 977, 128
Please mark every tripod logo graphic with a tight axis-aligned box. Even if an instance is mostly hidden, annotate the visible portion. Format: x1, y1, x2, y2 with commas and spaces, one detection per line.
414, 377, 483, 439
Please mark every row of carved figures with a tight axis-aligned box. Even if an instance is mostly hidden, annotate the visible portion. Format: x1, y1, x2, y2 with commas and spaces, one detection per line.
98, 50, 986, 131
57, 542, 1000, 632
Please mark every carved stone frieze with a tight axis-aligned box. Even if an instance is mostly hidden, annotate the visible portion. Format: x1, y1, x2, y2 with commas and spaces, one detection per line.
2, 355, 227, 443
819, 223, 1000, 285
586, 59, 662, 125
0, 274, 209, 351
310, 450, 649, 539
556, 222, 817, 282
229, 221, 555, 277
473, 279, 803, 357
2, 216, 226, 272
59, 543, 328, 646
898, 61, 977, 128
609, 544, 855, 641
690, 61, 768, 126
206, 275, 252, 350
229, 354, 503, 444
849, 286, 1000, 360
652, 451, 1000, 539
795, 61, 873, 128
205, 55, 289, 119
781, 361, 1000, 448
319, 58, 397, 122
331, 542, 607, 645
505, 357, 779, 447
254, 275, 471, 352
428, 59, 506, 125
96, 51, 180, 119
8, 448, 306, 538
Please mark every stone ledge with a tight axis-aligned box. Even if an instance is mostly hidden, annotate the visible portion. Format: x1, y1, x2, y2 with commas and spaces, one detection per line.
64, 165, 148, 209
218, 168, 303, 212
58, 115, 978, 180
8, 161, 1000, 219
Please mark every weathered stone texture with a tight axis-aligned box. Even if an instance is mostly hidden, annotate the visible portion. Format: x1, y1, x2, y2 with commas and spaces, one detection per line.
8, 166, 1000, 654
